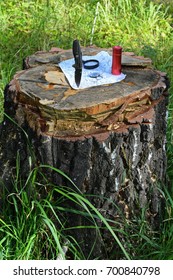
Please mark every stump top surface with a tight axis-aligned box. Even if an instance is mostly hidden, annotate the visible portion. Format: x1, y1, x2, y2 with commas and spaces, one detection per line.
16, 48, 159, 115
17, 65, 159, 112
10, 47, 167, 137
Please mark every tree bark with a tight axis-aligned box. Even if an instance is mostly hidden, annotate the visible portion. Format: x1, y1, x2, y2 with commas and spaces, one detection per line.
0, 47, 169, 259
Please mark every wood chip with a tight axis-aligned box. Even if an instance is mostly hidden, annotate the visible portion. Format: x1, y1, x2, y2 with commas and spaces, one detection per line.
62, 88, 78, 100
39, 99, 55, 105
44, 71, 68, 86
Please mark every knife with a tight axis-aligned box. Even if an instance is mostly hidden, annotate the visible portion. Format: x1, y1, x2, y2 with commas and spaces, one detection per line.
72, 39, 82, 87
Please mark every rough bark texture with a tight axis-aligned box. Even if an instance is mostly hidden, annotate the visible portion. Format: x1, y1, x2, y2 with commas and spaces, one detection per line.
0, 47, 169, 259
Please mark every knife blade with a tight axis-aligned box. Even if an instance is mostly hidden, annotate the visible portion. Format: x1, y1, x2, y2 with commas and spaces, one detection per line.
73, 39, 82, 87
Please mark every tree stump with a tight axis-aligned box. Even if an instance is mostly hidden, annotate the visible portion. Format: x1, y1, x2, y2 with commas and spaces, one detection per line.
0, 47, 169, 259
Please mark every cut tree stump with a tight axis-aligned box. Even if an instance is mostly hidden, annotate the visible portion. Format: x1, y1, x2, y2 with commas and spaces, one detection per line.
0, 46, 169, 259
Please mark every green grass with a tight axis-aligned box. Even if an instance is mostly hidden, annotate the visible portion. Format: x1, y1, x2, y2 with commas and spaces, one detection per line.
0, 160, 131, 260
1, 160, 173, 259
0, 0, 173, 259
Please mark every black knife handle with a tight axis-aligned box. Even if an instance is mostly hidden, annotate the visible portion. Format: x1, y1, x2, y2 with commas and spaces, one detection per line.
73, 40, 82, 69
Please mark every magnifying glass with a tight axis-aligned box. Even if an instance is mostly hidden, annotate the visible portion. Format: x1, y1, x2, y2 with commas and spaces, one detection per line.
83, 59, 99, 69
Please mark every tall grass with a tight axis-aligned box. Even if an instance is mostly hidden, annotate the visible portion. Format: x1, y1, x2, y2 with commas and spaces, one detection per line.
0, 0, 173, 259
0, 153, 131, 259
93, 0, 172, 50
1, 158, 173, 259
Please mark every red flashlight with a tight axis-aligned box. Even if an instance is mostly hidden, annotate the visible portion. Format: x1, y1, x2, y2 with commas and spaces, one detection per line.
111, 46, 122, 75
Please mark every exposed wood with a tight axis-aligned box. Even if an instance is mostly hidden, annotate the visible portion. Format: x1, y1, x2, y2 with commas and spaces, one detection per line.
0, 47, 169, 259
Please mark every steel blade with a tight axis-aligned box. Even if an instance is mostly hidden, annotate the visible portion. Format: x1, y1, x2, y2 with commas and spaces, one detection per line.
75, 68, 82, 87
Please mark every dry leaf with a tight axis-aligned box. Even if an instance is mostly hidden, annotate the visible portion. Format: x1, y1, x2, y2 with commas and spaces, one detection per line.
44, 71, 68, 86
